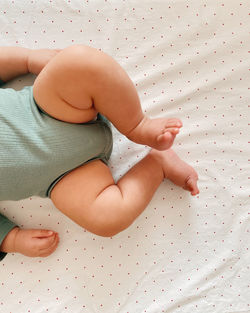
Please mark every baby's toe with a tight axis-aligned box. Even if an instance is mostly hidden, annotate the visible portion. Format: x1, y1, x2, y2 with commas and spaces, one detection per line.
164, 127, 180, 135
166, 119, 183, 128
156, 132, 175, 150
185, 176, 199, 196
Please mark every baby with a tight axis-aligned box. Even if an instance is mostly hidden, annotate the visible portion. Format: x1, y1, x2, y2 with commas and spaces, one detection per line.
0, 45, 199, 260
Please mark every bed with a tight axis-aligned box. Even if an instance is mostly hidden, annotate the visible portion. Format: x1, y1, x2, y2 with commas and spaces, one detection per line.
0, 1, 249, 312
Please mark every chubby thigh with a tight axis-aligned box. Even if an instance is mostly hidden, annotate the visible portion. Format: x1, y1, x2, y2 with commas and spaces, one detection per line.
33, 45, 99, 124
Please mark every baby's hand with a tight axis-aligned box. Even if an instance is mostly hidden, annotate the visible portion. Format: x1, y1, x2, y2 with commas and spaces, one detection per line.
27, 49, 61, 75
1, 227, 59, 258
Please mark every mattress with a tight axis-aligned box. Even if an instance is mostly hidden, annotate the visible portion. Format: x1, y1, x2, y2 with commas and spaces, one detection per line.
0, 1, 249, 312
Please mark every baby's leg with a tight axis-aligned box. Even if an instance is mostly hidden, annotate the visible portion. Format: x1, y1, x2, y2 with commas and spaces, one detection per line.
33, 45, 182, 150
50, 151, 198, 237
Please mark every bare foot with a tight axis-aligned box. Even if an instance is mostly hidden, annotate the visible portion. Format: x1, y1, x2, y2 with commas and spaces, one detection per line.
0, 227, 59, 257
150, 149, 199, 195
127, 116, 183, 150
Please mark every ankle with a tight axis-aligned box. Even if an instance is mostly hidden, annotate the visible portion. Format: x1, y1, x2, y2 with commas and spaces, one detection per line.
147, 150, 165, 180
125, 115, 149, 143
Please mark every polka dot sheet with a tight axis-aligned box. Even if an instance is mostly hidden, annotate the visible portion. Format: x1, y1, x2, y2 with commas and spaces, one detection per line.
0, 1, 249, 312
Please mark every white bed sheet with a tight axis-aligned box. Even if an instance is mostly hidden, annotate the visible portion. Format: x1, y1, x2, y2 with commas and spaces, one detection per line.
0, 1, 249, 312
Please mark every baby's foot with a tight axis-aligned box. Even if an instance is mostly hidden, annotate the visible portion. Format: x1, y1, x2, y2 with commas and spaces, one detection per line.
1, 227, 59, 257
150, 149, 199, 195
127, 117, 182, 150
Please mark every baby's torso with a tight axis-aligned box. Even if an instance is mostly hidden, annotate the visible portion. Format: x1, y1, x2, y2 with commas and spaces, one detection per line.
0, 86, 112, 201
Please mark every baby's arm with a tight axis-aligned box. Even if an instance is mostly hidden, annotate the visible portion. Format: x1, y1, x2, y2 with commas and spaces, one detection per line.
0, 47, 29, 82
0, 212, 59, 259
0, 46, 61, 82
0, 227, 59, 258
0, 213, 17, 261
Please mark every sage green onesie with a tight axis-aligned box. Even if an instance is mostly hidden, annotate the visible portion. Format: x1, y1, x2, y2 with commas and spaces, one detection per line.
0, 79, 113, 260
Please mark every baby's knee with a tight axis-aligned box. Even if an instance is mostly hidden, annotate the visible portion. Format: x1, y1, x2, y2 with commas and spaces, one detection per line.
88, 219, 128, 238
62, 44, 95, 59
61, 44, 112, 74
80, 207, 132, 238
92, 226, 120, 238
